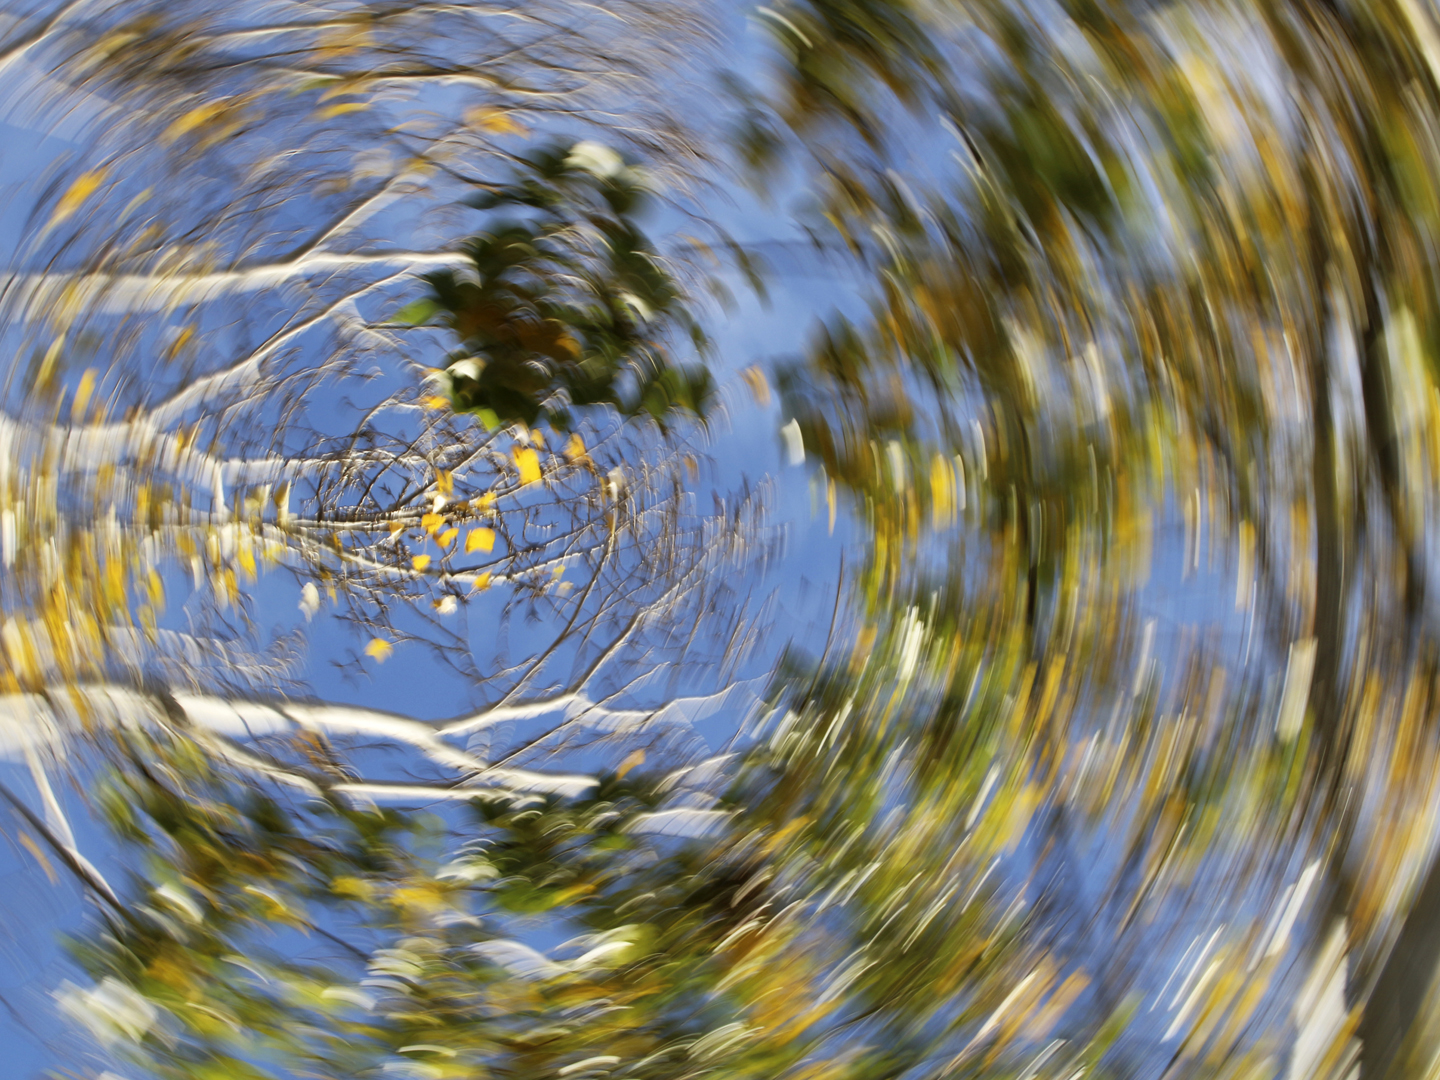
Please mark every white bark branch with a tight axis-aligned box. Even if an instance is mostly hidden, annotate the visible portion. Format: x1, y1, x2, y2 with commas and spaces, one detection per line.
2, 251, 462, 318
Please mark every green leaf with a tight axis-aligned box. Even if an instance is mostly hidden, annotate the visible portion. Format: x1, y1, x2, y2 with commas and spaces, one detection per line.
393, 299, 440, 326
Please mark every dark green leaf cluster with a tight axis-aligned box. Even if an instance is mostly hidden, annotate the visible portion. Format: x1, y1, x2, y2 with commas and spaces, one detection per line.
399, 142, 713, 431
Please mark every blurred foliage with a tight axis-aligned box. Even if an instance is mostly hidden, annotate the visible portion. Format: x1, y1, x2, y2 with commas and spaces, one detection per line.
23, 0, 1440, 1079
404, 142, 713, 431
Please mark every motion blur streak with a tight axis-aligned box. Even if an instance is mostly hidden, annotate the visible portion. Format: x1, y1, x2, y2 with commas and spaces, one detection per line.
4, 2, 1440, 1080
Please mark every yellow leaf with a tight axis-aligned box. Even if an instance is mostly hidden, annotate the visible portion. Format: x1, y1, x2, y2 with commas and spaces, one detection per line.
421, 512, 445, 534
164, 103, 225, 142
389, 520, 405, 537
318, 24, 373, 56
365, 638, 394, 662
18, 832, 57, 885
314, 101, 369, 120
466, 107, 528, 136
742, 366, 772, 407
393, 884, 447, 912
531, 428, 545, 449
164, 325, 196, 362
424, 395, 451, 410
436, 470, 454, 496
412, 554, 432, 571
565, 433, 588, 463
474, 572, 492, 592
474, 493, 496, 513
332, 875, 373, 900
466, 527, 495, 554
617, 749, 646, 780
514, 447, 541, 485
437, 527, 459, 548
930, 454, 953, 527
318, 80, 365, 102
71, 368, 97, 422
49, 169, 107, 229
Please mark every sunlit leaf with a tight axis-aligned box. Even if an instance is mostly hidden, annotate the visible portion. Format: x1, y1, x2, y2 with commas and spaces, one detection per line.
514, 448, 542, 485
313, 102, 369, 120
163, 104, 226, 143
395, 300, 440, 326
48, 169, 107, 229
466, 107, 529, 136
71, 368, 97, 422
742, 366, 772, 407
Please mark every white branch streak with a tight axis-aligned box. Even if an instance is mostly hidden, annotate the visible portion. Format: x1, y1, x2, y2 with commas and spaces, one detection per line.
147, 268, 420, 428
22, 744, 124, 904
2, 251, 462, 318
